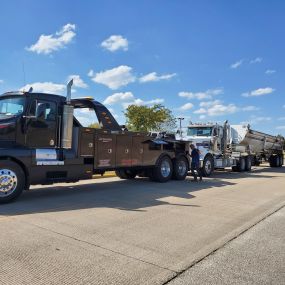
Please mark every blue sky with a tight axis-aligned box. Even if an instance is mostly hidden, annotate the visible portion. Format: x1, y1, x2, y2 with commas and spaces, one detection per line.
0, 0, 284, 134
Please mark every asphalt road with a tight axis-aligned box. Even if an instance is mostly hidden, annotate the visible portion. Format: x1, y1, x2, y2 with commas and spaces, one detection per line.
0, 165, 284, 285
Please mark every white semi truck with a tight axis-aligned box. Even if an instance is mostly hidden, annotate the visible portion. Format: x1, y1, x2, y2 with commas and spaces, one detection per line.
177, 121, 284, 176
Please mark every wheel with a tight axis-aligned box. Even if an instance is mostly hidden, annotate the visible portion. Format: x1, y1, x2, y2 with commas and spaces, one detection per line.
237, 157, 246, 172
279, 155, 284, 167
115, 169, 137, 179
275, 156, 280, 167
202, 155, 214, 177
172, 156, 188, 180
269, 155, 276, 167
252, 156, 260, 166
151, 156, 173, 182
245, 156, 252, 171
0, 160, 25, 203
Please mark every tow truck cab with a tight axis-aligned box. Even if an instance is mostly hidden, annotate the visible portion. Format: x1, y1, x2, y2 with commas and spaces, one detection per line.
0, 87, 190, 203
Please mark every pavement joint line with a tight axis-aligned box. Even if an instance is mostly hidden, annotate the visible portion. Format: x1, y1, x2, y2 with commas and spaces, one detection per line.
21, 220, 177, 274
162, 202, 285, 285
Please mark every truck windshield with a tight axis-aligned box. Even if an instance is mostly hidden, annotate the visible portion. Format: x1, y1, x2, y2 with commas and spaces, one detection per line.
187, 127, 212, 136
0, 96, 25, 117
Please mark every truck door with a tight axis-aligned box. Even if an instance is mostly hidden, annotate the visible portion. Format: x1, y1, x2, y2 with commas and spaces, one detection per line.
26, 99, 57, 148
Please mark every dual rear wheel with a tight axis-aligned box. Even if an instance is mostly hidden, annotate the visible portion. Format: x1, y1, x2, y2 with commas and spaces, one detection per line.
150, 155, 188, 182
232, 156, 252, 172
116, 156, 189, 183
269, 155, 284, 167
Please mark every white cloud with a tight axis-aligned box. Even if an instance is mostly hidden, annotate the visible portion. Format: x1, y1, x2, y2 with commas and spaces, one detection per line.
248, 116, 272, 124
277, 117, 285, 121
199, 100, 222, 108
242, 105, 260, 111
101, 35, 128, 52
230, 59, 243, 69
103, 92, 134, 105
250, 57, 263, 64
27, 23, 76, 54
21, 82, 66, 94
242, 87, 275, 97
179, 88, 223, 101
122, 98, 164, 109
193, 108, 207, 114
0, 79, 4, 84
276, 126, 285, 130
67, 75, 88, 88
139, 72, 176, 83
89, 65, 135, 90
207, 103, 238, 116
179, 103, 194, 111
265, 69, 276, 75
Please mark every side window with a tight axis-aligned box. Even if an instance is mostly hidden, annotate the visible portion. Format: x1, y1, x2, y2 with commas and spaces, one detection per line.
30, 100, 56, 121
74, 108, 101, 128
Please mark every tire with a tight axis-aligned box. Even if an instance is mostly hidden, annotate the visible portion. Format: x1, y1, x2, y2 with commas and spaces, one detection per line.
172, 156, 188, 180
115, 169, 137, 179
236, 157, 246, 172
269, 155, 276, 167
252, 156, 260, 166
279, 155, 284, 167
245, 156, 252, 171
276, 156, 280, 167
151, 156, 173, 183
202, 155, 214, 177
0, 160, 25, 204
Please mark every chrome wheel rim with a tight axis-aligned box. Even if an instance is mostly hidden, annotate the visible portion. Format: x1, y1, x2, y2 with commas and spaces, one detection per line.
177, 160, 187, 176
161, 160, 171, 178
0, 169, 18, 197
205, 160, 212, 174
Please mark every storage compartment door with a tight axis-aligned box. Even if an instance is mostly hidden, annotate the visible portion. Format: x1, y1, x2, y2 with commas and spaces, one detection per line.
115, 135, 132, 167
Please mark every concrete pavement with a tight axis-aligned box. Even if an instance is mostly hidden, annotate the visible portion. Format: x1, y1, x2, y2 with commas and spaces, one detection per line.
168, 206, 285, 285
0, 165, 284, 284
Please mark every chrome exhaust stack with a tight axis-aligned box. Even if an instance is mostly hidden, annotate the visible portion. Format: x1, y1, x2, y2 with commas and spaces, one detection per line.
61, 79, 74, 149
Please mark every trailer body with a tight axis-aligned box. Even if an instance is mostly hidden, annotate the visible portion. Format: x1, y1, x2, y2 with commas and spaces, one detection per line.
177, 122, 284, 176
0, 88, 190, 203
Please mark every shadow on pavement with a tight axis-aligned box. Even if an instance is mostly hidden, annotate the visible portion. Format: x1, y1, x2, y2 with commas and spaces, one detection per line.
0, 166, 283, 216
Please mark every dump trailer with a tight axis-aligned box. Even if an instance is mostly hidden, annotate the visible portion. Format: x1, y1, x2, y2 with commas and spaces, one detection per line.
0, 81, 190, 203
177, 121, 284, 176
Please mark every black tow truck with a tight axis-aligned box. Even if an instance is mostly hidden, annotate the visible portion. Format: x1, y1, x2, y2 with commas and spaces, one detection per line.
0, 80, 190, 203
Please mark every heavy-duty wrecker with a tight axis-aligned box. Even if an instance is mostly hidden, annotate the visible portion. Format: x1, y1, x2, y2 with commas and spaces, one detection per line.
0, 80, 190, 203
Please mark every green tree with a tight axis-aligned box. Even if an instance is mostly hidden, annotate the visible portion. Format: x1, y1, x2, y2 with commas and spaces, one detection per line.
124, 104, 176, 132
